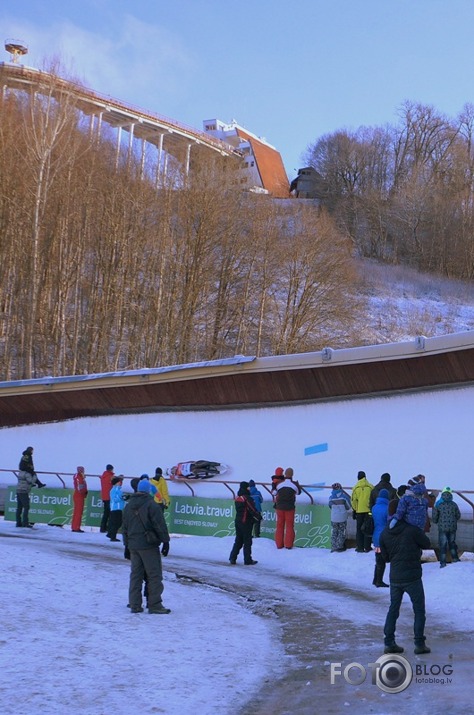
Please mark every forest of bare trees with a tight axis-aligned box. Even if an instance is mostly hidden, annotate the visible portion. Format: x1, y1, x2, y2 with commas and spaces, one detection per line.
304, 100, 474, 280
0, 67, 362, 380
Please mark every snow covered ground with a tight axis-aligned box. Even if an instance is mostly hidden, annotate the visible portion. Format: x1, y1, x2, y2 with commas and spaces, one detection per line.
1, 518, 472, 715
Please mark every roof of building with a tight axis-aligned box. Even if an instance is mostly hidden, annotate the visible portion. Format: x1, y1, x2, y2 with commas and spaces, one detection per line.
236, 128, 289, 198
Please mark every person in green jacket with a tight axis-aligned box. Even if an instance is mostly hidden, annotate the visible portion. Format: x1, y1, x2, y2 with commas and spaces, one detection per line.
351, 470, 374, 552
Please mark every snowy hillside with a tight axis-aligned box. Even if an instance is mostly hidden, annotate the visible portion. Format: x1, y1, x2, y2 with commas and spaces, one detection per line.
356, 260, 474, 345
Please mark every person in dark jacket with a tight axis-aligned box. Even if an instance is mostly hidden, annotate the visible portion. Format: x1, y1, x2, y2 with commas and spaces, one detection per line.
379, 519, 431, 655
274, 468, 302, 549
229, 482, 259, 565
16, 446, 45, 527
122, 480, 171, 614
388, 484, 407, 517
371, 489, 390, 587
369, 473, 397, 509
432, 487, 461, 568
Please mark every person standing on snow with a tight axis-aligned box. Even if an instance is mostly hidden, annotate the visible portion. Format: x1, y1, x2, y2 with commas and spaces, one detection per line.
371, 488, 390, 587
351, 470, 374, 552
71, 466, 88, 533
229, 481, 260, 565
150, 467, 170, 512
122, 480, 171, 614
16, 446, 45, 528
432, 487, 461, 568
328, 482, 351, 552
248, 480, 264, 537
107, 476, 125, 541
379, 518, 431, 655
274, 468, 302, 550
100, 463, 115, 533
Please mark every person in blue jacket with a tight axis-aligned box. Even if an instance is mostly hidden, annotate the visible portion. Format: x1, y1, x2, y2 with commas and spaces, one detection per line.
372, 488, 390, 587
107, 476, 125, 541
248, 480, 263, 537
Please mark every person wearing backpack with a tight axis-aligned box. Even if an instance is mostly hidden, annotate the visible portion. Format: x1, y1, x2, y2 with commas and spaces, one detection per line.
248, 479, 263, 537
229, 482, 259, 565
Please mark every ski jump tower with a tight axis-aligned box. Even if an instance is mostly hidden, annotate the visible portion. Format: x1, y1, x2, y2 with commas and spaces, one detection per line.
4, 39, 28, 63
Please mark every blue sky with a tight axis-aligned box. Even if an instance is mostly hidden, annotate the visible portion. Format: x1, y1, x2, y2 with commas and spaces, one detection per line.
2, 1, 474, 178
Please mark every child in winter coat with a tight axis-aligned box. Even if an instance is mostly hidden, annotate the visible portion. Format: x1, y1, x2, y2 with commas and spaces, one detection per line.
328, 483, 351, 552
390, 482, 429, 531
432, 487, 461, 568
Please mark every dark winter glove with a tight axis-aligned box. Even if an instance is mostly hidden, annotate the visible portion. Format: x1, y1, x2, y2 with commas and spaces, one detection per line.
161, 542, 169, 557
124, 547, 131, 560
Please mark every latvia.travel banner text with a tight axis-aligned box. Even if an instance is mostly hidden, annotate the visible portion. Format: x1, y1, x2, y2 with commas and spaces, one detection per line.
5, 489, 331, 547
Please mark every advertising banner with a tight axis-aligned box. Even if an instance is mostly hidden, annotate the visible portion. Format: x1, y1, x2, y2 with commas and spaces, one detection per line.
5, 488, 331, 547
167, 496, 331, 548
5, 487, 102, 528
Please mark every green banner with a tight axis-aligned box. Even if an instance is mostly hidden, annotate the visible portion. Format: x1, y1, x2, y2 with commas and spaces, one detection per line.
168, 496, 331, 548
5, 488, 331, 547
5, 487, 103, 527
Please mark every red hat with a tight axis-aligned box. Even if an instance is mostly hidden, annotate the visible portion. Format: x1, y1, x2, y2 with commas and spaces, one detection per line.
275, 467, 284, 477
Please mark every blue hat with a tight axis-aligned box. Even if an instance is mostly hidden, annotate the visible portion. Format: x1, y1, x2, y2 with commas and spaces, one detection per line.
140, 474, 149, 480
137, 480, 151, 493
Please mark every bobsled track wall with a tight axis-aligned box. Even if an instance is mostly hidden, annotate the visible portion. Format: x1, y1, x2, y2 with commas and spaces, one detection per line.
1, 383, 473, 550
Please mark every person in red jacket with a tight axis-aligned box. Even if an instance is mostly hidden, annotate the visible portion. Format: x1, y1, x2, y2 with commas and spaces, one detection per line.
274, 467, 302, 549
72, 466, 88, 532
100, 464, 114, 533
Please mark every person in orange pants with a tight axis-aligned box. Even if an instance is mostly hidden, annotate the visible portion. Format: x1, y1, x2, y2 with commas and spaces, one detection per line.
72, 466, 88, 532
274, 468, 301, 549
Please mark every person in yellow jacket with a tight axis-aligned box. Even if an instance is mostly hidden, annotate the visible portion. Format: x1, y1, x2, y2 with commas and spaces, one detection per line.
351, 470, 374, 553
150, 467, 170, 513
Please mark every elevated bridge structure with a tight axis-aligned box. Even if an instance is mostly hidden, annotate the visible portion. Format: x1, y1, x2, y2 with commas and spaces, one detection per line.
0, 61, 242, 179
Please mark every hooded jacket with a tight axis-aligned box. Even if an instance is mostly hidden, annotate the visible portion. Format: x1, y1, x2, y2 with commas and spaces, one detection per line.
371, 490, 390, 547
351, 476, 374, 514
328, 488, 351, 523
275, 478, 301, 511
379, 520, 431, 583
122, 492, 170, 550
432, 492, 461, 532
393, 483, 429, 531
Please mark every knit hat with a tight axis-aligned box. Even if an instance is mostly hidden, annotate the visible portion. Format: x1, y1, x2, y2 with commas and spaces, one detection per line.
379, 489, 389, 500
357, 471, 366, 480
332, 482, 342, 490
140, 474, 149, 480
76, 466, 84, 473
155, 467, 163, 476
381, 473, 391, 482
106, 464, 114, 471
408, 474, 425, 486
442, 486, 452, 493
275, 467, 284, 477
137, 480, 152, 493
249, 479, 256, 487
